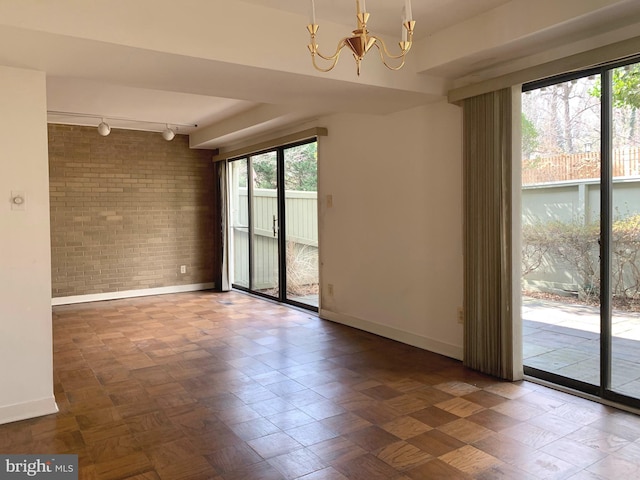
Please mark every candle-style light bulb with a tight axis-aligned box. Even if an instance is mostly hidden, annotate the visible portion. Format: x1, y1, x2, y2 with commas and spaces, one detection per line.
401, 7, 407, 42
310, 0, 316, 24
405, 0, 413, 21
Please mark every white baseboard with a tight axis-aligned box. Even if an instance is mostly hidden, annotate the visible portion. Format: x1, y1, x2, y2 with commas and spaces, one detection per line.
319, 309, 463, 361
52, 283, 216, 306
0, 397, 58, 426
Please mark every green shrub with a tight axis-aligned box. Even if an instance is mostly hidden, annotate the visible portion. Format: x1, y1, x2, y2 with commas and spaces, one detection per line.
522, 215, 640, 308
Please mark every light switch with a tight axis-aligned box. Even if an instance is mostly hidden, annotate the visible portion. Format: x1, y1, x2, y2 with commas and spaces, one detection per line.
11, 191, 26, 211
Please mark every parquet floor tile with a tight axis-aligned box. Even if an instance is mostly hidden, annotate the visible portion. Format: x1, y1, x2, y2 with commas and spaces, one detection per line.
438, 445, 503, 475
3, 290, 640, 478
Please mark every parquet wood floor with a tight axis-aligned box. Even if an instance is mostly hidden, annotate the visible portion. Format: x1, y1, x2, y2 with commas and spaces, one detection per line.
3, 291, 640, 479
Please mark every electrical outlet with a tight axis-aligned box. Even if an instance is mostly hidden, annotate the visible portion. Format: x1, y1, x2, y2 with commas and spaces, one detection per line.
457, 307, 464, 324
180, 265, 186, 274
326, 194, 333, 208
328, 283, 334, 296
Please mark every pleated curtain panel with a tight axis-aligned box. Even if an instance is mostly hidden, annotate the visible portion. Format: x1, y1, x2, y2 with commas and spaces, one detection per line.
462, 88, 516, 381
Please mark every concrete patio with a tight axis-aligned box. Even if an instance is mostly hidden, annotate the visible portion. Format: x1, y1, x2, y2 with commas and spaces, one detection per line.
523, 297, 640, 398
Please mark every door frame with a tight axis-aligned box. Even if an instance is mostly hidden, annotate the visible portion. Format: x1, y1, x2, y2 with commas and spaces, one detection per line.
228, 138, 319, 312
522, 57, 640, 410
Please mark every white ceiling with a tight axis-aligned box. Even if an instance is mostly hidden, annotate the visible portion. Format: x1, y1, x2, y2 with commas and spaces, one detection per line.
242, 0, 511, 39
46, 78, 257, 135
0, 0, 638, 148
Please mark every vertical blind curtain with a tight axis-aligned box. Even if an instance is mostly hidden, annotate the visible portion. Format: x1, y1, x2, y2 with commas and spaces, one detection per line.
217, 160, 231, 292
463, 88, 514, 380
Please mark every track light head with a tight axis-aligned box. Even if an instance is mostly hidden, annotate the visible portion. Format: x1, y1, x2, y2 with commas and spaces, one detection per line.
97, 120, 111, 136
162, 124, 175, 141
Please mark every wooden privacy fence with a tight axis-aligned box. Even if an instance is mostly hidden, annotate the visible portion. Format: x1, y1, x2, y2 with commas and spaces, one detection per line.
232, 188, 318, 291
523, 147, 640, 185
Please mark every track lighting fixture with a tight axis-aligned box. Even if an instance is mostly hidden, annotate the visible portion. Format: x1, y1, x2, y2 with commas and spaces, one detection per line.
162, 124, 175, 141
97, 119, 111, 136
47, 111, 197, 139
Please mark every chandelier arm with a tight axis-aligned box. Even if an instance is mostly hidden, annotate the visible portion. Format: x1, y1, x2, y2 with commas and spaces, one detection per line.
381, 56, 407, 71
373, 42, 406, 71
311, 50, 342, 72
309, 37, 349, 72
314, 38, 349, 62
369, 35, 409, 61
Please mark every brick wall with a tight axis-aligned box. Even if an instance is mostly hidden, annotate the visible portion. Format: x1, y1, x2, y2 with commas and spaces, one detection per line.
48, 124, 218, 298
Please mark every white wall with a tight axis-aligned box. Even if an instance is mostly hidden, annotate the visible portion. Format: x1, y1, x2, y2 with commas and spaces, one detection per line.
0, 66, 57, 424
318, 101, 464, 359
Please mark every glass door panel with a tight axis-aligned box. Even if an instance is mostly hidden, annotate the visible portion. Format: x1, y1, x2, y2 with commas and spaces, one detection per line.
250, 151, 279, 298
283, 142, 319, 307
522, 75, 602, 387
229, 159, 249, 288
610, 61, 640, 398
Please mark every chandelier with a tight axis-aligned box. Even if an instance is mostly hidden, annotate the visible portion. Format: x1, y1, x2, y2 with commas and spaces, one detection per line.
307, 0, 415, 76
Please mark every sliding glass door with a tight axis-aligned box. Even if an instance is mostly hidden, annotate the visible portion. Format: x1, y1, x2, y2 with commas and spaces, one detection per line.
228, 139, 319, 310
522, 59, 640, 407
610, 62, 640, 399
522, 74, 602, 390
229, 159, 250, 289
